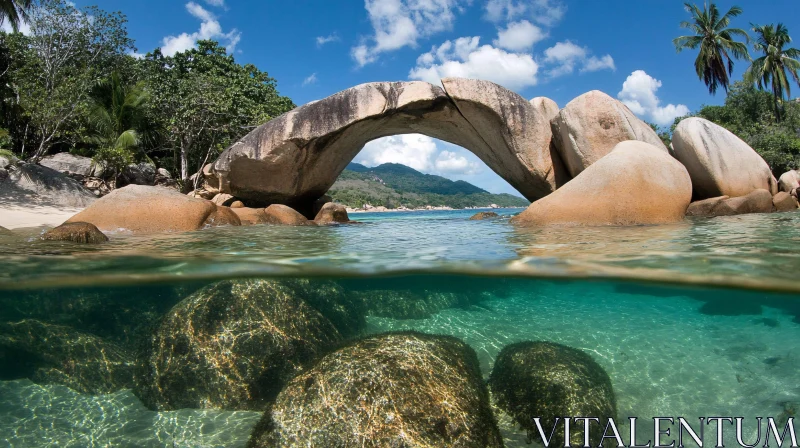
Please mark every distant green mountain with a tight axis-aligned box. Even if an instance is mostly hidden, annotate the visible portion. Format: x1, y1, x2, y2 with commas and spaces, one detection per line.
327, 162, 529, 209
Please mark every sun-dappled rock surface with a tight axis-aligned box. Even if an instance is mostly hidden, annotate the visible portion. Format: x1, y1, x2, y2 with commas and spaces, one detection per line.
41, 222, 108, 244
512, 141, 691, 226
488, 341, 617, 447
550, 90, 667, 178
210, 79, 561, 207
672, 117, 778, 199
247, 332, 502, 448
134, 279, 351, 411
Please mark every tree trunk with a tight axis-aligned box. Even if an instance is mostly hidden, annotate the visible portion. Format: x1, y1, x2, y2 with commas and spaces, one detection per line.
180, 144, 189, 184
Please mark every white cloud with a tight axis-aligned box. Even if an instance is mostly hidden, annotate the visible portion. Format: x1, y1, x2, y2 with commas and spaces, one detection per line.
316, 33, 339, 47
0, 17, 31, 35
356, 134, 483, 176
618, 70, 690, 127
485, 0, 566, 26
204, 0, 225, 6
435, 150, 481, 174
352, 0, 466, 67
494, 20, 546, 52
128, 51, 145, 60
409, 36, 539, 91
542, 40, 614, 77
161, 2, 241, 56
302, 73, 318, 86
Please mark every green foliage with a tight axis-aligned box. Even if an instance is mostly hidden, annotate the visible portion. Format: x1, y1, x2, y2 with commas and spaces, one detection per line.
329, 163, 530, 209
744, 23, 800, 121
674, 2, 751, 95
646, 122, 673, 147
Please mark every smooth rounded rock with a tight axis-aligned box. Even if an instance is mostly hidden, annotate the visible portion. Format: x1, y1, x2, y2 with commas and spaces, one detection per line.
66, 185, 217, 233
203, 205, 241, 227
264, 204, 310, 226
231, 207, 270, 225
248, 332, 502, 447
313, 202, 349, 224
39, 152, 105, 178
511, 141, 692, 226
551, 90, 667, 178
779, 170, 800, 193
135, 279, 345, 411
686, 189, 774, 217
672, 117, 778, 199
773, 192, 798, 212
488, 341, 617, 447
469, 211, 499, 220
42, 222, 108, 244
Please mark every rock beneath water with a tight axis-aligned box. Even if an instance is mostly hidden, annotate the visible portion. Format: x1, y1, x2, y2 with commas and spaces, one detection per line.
66, 185, 220, 232
1, 163, 97, 207
203, 205, 242, 227
264, 204, 311, 226
314, 202, 350, 224
0, 320, 135, 394
39, 152, 106, 178
118, 162, 156, 187
351, 289, 463, 320
512, 141, 691, 226
773, 192, 798, 212
42, 222, 108, 244
672, 117, 778, 199
779, 170, 800, 193
135, 279, 345, 411
470, 211, 499, 220
0, 225, 12, 235
550, 90, 667, 178
211, 79, 560, 206
488, 341, 617, 447
232, 207, 271, 225
686, 189, 774, 217
248, 332, 502, 447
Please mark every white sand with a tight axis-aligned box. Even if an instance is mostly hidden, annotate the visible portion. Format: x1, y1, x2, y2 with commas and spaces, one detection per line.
0, 204, 83, 229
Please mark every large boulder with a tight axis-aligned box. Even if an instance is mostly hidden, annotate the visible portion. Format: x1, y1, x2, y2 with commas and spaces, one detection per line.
39, 152, 106, 178
0, 320, 135, 394
672, 117, 778, 199
511, 141, 692, 226
531, 96, 571, 187
232, 207, 271, 225
774, 191, 799, 212
1, 163, 96, 207
488, 341, 617, 447
779, 170, 800, 193
313, 202, 350, 224
248, 332, 502, 447
264, 204, 311, 226
41, 222, 108, 244
118, 161, 156, 187
65, 185, 222, 232
686, 189, 774, 217
135, 279, 346, 411
550, 90, 667, 178
211, 79, 561, 207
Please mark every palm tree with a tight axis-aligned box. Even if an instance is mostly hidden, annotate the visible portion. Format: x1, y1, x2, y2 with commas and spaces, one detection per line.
0, 0, 33, 33
88, 72, 150, 177
673, 2, 751, 95
744, 23, 800, 122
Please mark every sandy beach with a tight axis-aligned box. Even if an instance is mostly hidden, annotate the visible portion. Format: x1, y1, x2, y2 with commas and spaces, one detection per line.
0, 204, 82, 230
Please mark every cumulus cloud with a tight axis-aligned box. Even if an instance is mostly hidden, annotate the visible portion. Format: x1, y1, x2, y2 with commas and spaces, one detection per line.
204, 0, 225, 6
316, 33, 340, 47
161, 2, 241, 56
352, 0, 466, 67
542, 40, 614, 77
0, 16, 31, 35
355, 134, 482, 176
409, 36, 538, 90
302, 73, 318, 86
494, 20, 547, 51
485, 0, 566, 26
618, 70, 690, 127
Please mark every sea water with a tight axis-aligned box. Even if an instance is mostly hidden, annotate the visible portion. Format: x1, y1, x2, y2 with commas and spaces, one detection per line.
0, 209, 798, 447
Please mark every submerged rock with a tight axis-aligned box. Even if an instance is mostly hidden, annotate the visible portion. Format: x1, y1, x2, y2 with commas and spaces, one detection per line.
263, 204, 311, 226
672, 117, 778, 199
469, 211, 499, 220
352, 289, 464, 320
248, 332, 502, 447
0, 225, 12, 235
550, 90, 667, 178
313, 202, 350, 224
41, 222, 108, 244
135, 279, 346, 411
512, 141, 691, 226
686, 189, 774, 217
773, 191, 799, 212
0, 320, 135, 394
488, 341, 617, 447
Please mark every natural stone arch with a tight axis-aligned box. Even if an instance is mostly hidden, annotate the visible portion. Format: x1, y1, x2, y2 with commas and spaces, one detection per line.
210, 78, 568, 207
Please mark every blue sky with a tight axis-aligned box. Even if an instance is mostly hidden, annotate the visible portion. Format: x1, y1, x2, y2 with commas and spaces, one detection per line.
68, 0, 800, 196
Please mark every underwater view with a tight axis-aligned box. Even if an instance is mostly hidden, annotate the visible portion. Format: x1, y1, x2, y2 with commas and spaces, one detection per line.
1, 209, 799, 447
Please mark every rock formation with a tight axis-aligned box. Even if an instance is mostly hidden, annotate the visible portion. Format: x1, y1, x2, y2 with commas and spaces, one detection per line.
231, 207, 271, 225
686, 189, 774, 217
248, 332, 502, 447
773, 191, 799, 212
511, 141, 692, 226
263, 204, 311, 225
550, 90, 667, 178
42, 222, 108, 244
488, 341, 617, 447
779, 170, 799, 193
1, 162, 97, 207
314, 202, 350, 224
672, 117, 778, 199
39, 153, 106, 178
469, 211, 499, 220
209, 79, 561, 207
135, 279, 346, 411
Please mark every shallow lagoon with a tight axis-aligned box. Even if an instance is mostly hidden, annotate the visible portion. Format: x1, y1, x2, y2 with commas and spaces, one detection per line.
0, 209, 798, 447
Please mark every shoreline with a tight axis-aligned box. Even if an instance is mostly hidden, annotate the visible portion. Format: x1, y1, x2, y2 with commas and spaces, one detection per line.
0, 204, 83, 230
346, 206, 526, 214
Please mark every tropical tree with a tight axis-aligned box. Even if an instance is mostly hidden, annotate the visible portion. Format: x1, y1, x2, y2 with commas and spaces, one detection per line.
0, 0, 33, 33
88, 71, 149, 177
673, 2, 751, 95
744, 23, 800, 122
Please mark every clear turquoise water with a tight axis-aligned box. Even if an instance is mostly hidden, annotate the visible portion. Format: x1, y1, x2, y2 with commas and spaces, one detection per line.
0, 208, 799, 447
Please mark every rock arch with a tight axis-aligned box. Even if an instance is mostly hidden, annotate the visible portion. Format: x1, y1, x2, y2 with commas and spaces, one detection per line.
210, 78, 568, 207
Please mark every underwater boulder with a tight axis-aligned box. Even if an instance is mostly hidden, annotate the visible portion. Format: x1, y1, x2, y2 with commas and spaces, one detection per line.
248, 331, 502, 447
41, 222, 109, 244
313, 202, 350, 224
135, 279, 345, 411
0, 320, 135, 394
0, 225, 12, 235
469, 211, 499, 220
352, 289, 463, 320
488, 341, 617, 447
